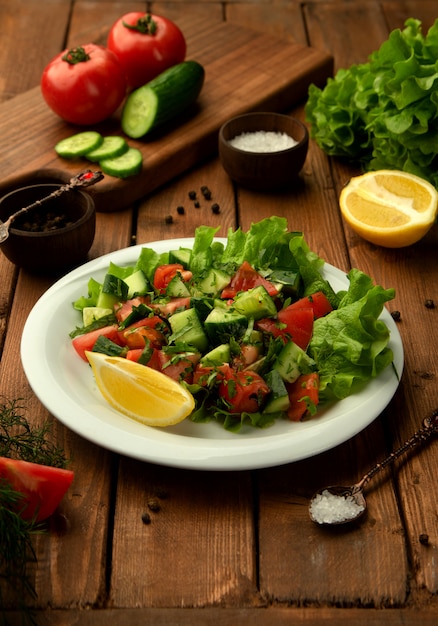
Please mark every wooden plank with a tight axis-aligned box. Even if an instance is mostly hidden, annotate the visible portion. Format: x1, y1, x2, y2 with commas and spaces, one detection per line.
4, 607, 438, 625
0, 19, 333, 212
305, 0, 438, 602
110, 462, 257, 606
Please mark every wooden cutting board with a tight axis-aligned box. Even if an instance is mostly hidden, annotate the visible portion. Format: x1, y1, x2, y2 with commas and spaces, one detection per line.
0, 21, 333, 212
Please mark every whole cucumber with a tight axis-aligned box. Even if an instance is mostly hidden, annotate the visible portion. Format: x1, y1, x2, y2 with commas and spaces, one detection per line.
121, 60, 205, 139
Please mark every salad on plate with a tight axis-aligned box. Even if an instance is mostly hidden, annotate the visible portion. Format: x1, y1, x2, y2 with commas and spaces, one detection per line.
69, 216, 396, 433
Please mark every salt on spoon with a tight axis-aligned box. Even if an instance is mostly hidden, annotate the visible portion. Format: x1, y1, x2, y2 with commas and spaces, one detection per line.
309, 408, 438, 526
0, 169, 103, 243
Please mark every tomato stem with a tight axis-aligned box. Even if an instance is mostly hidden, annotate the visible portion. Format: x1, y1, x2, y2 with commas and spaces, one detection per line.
62, 47, 91, 64
123, 14, 157, 35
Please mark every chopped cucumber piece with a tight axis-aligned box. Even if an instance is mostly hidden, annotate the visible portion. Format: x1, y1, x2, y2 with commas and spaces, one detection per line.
274, 341, 316, 383
92, 335, 127, 358
55, 131, 103, 158
168, 308, 209, 352
169, 248, 192, 268
82, 306, 113, 327
96, 274, 129, 309
85, 136, 129, 162
204, 307, 248, 345
233, 285, 277, 320
99, 147, 143, 179
200, 343, 231, 366
263, 370, 290, 414
124, 270, 149, 299
166, 274, 191, 298
196, 268, 231, 297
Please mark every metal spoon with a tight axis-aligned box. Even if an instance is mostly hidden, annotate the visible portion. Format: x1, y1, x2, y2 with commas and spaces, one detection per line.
0, 169, 104, 243
309, 408, 438, 526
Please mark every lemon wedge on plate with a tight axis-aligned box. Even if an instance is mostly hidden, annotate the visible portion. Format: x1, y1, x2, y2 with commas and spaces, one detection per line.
85, 351, 195, 427
339, 170, 438, 248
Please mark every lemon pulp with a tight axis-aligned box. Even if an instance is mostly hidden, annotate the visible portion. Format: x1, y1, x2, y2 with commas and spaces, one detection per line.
86, 351, 195, 427
339, 170, 438, 247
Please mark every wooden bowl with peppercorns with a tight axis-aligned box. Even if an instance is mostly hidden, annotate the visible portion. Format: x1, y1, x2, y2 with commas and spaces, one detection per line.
0, 183, 95, 274
218, 112, 308, 190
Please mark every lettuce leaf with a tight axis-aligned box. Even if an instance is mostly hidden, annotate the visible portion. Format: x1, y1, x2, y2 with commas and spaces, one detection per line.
309, 270, 395, 400
306, 18, 438, 187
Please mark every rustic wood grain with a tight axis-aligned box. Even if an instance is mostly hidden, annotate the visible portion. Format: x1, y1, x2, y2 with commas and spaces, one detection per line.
4, 607, 438, 625
1, 0, 438, 621
305, 0, 438, 602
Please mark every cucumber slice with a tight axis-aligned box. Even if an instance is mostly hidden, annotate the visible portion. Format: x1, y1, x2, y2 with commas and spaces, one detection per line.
99, 148, 143, 179
85, 136, 129, 162
55, 131, 103, 158
121, 60, 205, 138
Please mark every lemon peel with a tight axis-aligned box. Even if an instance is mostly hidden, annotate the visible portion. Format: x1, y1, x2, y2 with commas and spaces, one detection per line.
85, 351, 195, 427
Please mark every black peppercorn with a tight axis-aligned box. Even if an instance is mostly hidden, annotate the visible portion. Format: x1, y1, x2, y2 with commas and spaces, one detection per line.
391, 310, 401, 322
141, 512, 151, 525
176, 206, 185, 215
211, 203, 220, 214
424, 299, 435, 309
188, 190, 197, 200
201, 186, 212, 200
165, 215, 173, 224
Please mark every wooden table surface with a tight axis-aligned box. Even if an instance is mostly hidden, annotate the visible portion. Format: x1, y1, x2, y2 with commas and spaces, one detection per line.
1, 1, 437, 624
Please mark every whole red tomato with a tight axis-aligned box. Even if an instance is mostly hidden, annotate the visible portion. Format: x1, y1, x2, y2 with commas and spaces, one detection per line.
41, 44, 127, 125
107, 12, 186, 89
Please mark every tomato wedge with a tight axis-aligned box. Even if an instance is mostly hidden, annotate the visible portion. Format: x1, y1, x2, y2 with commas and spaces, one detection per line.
72, 325, 121, 361
286, 373, 319, 421
221, 261, 279, 299
289, 292, 333, 319
277, 306, 314, 350
0, 457, 74, 522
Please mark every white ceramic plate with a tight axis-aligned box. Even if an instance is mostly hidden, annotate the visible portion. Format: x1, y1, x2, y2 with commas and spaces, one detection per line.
21, 239, 403, 471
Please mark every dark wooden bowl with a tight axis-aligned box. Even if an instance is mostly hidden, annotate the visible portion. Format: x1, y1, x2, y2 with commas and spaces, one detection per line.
219, 112, 309, 190
0, 183, 96, 274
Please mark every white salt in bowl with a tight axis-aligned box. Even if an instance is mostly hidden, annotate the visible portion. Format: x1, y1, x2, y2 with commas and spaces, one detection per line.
218, 112, 308, 191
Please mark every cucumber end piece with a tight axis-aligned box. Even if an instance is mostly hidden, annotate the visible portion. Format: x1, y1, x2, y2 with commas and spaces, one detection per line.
121, 87, 158, 139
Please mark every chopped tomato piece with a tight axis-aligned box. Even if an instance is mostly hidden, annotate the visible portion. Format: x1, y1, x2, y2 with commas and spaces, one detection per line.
118, 316, 167, 348
0, 457, 74, 522
149, 297, 191, 317
309, 291, 333, 318
255, 317, 286, 339
192, 365, 227, 387
126, 347, 161, 369
232, 343, 262, 370
115, 296, 151, 323
218, 365, 270, 413
153, 264, 192, 294
72, 325, 121, 361
277, 306, 314, 350
286, 373, 319, 421
157, 351, 201, 383
289, 292, 333, 319
221, 261, 278, 299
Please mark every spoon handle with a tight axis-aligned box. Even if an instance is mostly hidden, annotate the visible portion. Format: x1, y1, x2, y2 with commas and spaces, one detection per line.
0, 170, 103, 238
354, 408, 438, 492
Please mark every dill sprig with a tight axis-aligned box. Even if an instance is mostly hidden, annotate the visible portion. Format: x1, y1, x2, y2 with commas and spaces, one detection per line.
0, 397, 68, 468
0, 397, 70, 623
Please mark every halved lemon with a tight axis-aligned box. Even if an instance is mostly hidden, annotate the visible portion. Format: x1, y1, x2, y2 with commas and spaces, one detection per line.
339, 170, 438, 248
85, 351, 195, 427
